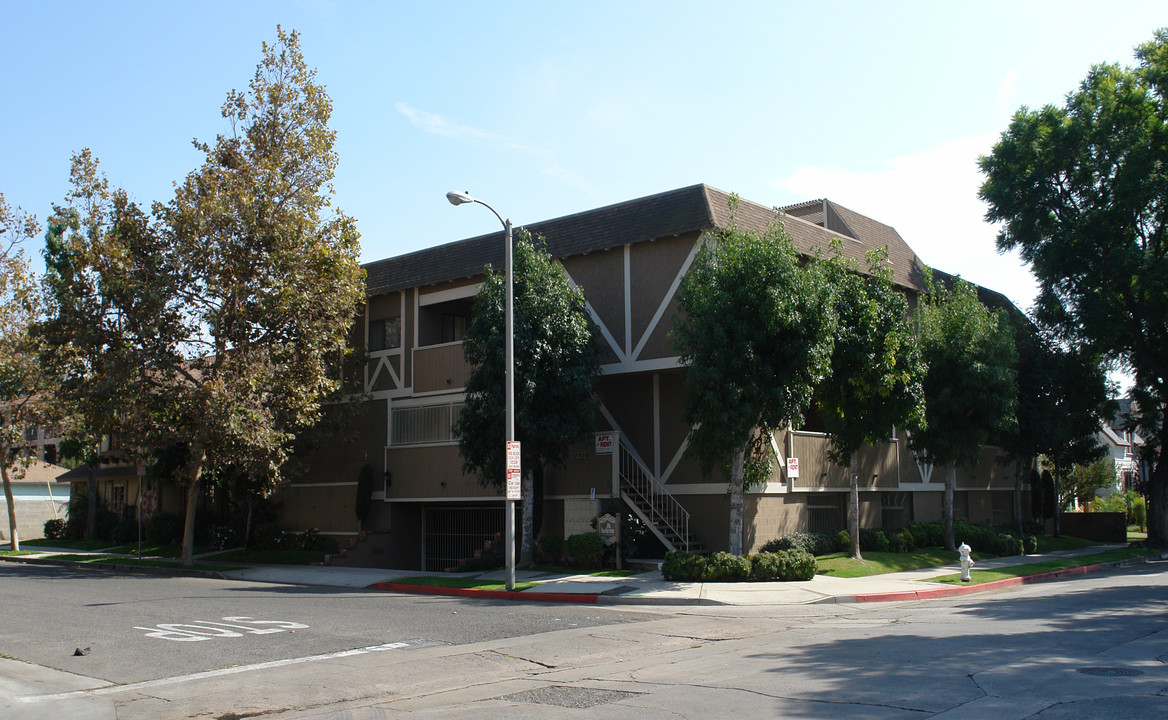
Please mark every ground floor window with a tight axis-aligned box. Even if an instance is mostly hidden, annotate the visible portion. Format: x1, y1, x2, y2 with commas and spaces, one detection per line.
110, 485, 125, 516
806, 494, 844, 534
882, 492, 911, 529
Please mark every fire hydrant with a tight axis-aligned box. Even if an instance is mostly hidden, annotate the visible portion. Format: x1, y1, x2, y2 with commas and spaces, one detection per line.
959, 542, 974, 582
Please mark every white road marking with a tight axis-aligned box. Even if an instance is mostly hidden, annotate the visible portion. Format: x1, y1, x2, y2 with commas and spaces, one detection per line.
16, 641, 417, 704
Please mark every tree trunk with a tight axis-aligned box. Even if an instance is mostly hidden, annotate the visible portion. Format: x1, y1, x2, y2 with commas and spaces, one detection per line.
944, 463, 956, 551
179, 447, 207, 568
86, 461, 98, 540
518, 468, 535, 568
244, 496, 254, 553
849, 453, 861, 560
728, 445, 745, 556
1052, 460, 1061, 538
2, 462, 19, 552
1014, 459, 1025, 540
1147, 441, 1168, 547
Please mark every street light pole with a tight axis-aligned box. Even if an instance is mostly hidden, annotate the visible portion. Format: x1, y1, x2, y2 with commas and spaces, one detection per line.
445, 191, 516, 592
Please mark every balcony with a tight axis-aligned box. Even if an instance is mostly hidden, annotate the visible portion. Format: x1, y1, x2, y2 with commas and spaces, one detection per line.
412, 342, 470, 394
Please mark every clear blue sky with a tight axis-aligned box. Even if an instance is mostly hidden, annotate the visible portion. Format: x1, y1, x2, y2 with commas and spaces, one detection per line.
2, 1, 1164, 316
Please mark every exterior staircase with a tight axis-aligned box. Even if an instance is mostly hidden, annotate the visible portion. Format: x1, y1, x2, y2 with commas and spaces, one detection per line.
617, 440, 703, 552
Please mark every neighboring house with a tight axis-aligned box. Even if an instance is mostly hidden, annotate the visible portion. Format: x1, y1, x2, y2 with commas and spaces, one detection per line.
275, 184, 1028, 570
1099, 400, 1149, 494
0, 461, 70, 541
55, 435, 186, 528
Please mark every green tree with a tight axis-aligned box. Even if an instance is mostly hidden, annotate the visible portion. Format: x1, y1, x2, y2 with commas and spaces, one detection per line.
673, 201, 836, 555
815, 247, 925, 560
1062, 456, 1117, 510
979, 29, 1168, 545
156, 27, 365, 566
456, 232, 600, 567
0, 192, 43, 551
38, 152, 170, 540
910, 275, 1017, 551
999, 324, 1110, 536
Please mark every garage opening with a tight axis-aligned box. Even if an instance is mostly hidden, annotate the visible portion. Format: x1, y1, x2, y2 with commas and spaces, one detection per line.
423, 505, 505, 572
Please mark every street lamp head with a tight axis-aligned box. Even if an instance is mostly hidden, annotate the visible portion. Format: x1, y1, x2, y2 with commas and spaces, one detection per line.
446, 190, 474, 206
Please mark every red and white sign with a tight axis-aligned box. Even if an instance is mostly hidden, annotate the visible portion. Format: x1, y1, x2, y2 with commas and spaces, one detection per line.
506, 441, 521, 500
786, 457, 800, 478
594, 433, 614, 455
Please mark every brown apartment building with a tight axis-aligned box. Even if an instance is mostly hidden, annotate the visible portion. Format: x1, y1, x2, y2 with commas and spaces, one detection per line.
275, 184, 1028, 571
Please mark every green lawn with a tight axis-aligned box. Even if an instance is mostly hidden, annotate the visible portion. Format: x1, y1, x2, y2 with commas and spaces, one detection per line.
40, 554, 242, 571
0, 550, 40, 556
928, 547, 1150, 585
1034, 535, 1096, 552
105, 544, 207, 558
388, 576, 539, 592
816, 548, 981, 578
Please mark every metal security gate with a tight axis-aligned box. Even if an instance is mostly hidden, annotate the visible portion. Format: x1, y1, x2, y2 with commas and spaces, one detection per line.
423, 505, 504, 572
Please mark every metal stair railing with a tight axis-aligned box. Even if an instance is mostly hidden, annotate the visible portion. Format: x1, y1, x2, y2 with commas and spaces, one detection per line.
618, 439, 691, 551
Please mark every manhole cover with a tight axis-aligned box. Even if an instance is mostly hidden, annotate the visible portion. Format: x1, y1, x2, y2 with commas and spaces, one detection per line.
1076, 667, 1144, 677
501, 686, 641, 709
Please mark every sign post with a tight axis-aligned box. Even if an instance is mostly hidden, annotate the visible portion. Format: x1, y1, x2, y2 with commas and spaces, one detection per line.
506, 441, 521, 501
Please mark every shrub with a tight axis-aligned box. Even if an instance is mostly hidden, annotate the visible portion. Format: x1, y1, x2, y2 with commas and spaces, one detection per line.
906, 522, 944, 548
1023, 534, 1038, 554
112, 518, 140, 545
775, 548, 817, 580
750, 552, 782, 581
837, 530, 851, 551
565, 532, 604, 569
95, 509, 121, 541
537, 534, 564, 564
860, 528, 890, 552
889, 530, 908, 554
144, 513, 184, 545
253, 522, 287, 551
661, 550, 706, 581
704, 551, 752, 582
897, 527, 916, 552
43, 518, 67, 540
210, 524, 239, 551
760, 531, 838, 556
998, 532, 1024, 556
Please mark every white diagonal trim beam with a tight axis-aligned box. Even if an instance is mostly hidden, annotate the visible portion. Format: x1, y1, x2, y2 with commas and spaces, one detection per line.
631, 235, 704, 361
560, 263, 627, 363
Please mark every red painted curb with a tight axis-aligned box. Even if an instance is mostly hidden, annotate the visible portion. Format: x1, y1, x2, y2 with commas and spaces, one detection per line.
374, 582, 599, 604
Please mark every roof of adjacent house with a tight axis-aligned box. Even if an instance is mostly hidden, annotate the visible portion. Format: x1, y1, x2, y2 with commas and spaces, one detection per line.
362, 183, 984, 307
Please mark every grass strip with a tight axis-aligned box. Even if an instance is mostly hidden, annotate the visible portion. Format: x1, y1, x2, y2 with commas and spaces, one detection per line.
0, 550, 40, 556
927, 548, 1150, 585
389, 575, 539, 592
816, 548, 988, 578
40, 554, 242, 571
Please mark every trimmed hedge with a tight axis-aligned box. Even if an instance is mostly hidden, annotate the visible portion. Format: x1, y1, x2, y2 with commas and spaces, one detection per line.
662, 549, 816, 582
760, 531, 840, 556
565, 532, 604, 569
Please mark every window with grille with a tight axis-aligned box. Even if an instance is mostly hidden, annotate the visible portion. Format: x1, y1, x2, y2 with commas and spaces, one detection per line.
881, 492, 911, 529
391, 403, 464, 446
807, 495, 844, 533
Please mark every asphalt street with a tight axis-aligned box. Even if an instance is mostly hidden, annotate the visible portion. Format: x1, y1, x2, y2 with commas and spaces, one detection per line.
2, 559, 1166, 719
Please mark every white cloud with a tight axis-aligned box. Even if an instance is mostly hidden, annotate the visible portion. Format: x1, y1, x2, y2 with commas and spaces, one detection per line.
994, 70, 1021, 116
774, 135, 1039, 313
395, 102, 537, 154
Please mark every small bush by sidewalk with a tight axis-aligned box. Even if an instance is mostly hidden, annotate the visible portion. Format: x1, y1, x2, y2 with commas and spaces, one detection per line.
662, 549, 816, 582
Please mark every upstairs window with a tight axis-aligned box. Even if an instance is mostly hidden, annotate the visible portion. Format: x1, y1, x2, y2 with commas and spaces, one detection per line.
369, 316, 402, 351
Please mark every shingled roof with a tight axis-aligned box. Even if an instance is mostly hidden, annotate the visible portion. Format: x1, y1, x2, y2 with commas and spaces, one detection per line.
363, 183, 934, 297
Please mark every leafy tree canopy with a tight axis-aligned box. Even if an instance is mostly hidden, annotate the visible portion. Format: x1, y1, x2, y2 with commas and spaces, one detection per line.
456, 230, 600, 486
979, 28, 1168, 544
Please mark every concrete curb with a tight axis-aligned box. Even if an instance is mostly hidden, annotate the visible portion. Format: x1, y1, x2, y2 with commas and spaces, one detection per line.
838, 551, 1168, 604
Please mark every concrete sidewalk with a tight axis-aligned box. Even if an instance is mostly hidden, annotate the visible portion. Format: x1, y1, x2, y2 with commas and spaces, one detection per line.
5, 543, 1163, 605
